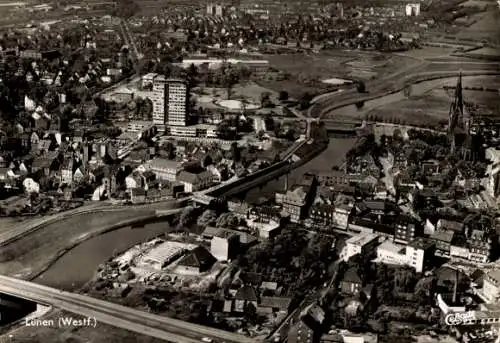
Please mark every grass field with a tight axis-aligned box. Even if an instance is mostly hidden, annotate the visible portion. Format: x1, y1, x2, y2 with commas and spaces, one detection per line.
5, 310, 165, 343
365, 95, 451, 127
455, 7, 500, 42
261, 51, 415, 97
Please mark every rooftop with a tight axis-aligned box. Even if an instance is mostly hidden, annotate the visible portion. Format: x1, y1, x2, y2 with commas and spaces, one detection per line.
408, 237, 434, 250
346, 233, 379, 246
178, 246, 216, 269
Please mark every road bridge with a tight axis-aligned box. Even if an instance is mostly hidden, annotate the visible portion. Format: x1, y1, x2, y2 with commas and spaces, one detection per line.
0, 276, 259, 343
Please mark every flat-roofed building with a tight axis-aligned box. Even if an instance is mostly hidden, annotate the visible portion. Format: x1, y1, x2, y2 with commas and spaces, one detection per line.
341, 233, 379, 262
141, 241, 188, 270
211, 230, 239, 261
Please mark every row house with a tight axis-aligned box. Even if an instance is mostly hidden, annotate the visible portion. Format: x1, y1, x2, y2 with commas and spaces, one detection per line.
310, 203, 335, 226
317, 170, 349, 187
431, 229, 454, 258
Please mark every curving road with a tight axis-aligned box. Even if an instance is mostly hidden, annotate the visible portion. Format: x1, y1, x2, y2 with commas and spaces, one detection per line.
0, 275, 258, 343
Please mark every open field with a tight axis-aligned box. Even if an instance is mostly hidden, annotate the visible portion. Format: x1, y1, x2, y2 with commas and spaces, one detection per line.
364, 87, 500, 126
462, 75, 500, 88
0, 209, 156, 278
4, 309, 166, 343
365, 95, 451, 127
261, 51, 417, 97
395, 46, 457, 60
455, 8, 500, 42
266, 51, 413, 81
460, 0, 492, 7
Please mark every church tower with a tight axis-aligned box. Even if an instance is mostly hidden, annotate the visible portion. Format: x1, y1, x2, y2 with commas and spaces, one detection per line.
448, 72, 464, 155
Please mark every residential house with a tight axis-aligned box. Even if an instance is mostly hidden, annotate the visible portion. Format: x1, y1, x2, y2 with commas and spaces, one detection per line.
421, 160, 441, 175
341, 268, 363, 295
60, 158, 74, 185
20, 133, 31, 150
233, 285, 259, 313
450, 236, 470, 260
30, 132, 40, 148
177, 246, 216, 274
374, 181, 388, 200
125, 171, 144, 190
177, 170, 213, 192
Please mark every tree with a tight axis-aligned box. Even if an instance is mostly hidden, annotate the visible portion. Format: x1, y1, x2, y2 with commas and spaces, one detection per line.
299, 92, 313, 110
357, 81, 366, 93
243, 302, 258, 325
279, 90, 289, 101
216, 212, 239, 229
260, 91, 272, 108
197, 209, 217, 228
186, 63, 199, 88
222, 64, 240, 100
178, 206, 196, 229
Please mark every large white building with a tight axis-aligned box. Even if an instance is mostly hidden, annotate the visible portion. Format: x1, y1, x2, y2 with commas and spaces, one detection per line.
210, 231, 239, 261
405, 3, 420, 16
375, 237, 434, 273
341, 233, 379, 262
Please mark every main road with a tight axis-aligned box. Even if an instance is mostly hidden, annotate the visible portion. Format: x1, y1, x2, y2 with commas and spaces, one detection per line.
0, 275, 259, 343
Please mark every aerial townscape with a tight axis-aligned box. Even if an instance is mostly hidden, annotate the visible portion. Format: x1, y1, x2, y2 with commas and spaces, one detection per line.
0, 0, 499, 343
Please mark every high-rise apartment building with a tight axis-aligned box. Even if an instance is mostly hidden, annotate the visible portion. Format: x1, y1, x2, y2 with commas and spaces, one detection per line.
165, 79, 187, 126
148, 75, 188, 129
151, 75, 167, 127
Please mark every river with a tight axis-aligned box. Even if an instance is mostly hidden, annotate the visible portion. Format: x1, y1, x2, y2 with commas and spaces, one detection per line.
244, 136, 357, 203
33, 221, 171, 291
